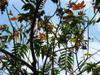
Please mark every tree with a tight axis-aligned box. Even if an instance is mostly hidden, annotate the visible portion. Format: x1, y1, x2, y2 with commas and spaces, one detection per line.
0, 0, 100, 75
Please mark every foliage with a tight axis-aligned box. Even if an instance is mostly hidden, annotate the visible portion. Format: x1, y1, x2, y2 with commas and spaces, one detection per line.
0, 0, 100, 75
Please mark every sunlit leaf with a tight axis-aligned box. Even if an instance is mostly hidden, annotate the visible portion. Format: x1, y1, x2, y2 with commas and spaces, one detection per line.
39, 33, 47, 41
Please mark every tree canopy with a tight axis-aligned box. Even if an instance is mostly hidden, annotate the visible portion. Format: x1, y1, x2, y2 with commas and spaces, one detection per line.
0, 0, 100, 75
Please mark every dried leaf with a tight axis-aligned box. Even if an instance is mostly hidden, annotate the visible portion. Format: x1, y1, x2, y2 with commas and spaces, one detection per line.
10, 17, 17, 21
72, 1, 86, 10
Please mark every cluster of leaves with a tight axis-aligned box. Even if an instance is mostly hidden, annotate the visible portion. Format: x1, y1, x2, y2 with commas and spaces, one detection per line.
0, 0, 8, 14
93, 0, 100, 13
83, 62, 100, 75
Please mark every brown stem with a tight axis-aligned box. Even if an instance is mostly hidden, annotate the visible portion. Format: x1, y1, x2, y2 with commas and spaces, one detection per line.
29, 0, 41, 74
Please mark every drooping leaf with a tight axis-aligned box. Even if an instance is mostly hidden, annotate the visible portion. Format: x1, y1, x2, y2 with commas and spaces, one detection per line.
58, 50, 74, 72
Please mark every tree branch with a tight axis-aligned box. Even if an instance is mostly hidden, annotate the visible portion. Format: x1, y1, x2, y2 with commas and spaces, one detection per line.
0, 49, 34, 72
29, 0, 42, 74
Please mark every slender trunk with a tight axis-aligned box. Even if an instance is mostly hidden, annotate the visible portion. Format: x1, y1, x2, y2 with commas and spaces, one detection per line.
30, 1, 41, 75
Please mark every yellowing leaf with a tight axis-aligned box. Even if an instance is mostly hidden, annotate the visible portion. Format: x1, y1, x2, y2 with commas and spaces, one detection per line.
39, 33, 47, 41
